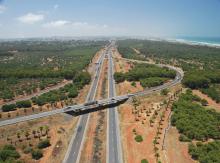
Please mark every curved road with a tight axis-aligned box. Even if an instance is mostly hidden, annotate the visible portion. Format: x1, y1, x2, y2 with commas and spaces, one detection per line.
0, 43, 184, 163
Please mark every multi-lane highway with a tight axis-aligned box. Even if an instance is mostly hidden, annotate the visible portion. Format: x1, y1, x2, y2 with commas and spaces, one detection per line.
0, 42, 184, 163
107, 44, 123, 163
63, 46, 106, 163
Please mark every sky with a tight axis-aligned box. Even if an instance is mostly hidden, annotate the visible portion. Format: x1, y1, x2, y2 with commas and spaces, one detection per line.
0, 0, 220, 38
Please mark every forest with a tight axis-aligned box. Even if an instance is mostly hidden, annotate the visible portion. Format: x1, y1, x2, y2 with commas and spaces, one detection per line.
2, 71, 91, 112
171, 90, 220, 162
117, 39, 220, 102
171, 90, 220, 141
114, 63, 176, 88
0, 40, 106, 101
189, 141, 220, 163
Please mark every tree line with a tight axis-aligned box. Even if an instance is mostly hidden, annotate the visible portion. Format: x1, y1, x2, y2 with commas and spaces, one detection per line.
114, 63, 176, 88
2, 71, 91, 112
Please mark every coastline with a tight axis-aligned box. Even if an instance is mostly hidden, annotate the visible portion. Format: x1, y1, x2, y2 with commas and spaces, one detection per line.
167, 38, 220, 48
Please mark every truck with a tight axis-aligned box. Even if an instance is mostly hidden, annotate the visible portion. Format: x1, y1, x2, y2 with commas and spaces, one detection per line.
84, 100, 98, 106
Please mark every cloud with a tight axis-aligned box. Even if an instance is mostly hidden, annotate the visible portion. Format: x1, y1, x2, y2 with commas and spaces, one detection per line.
43, 20, 71, 28
17, 13, 44, 24
39, 20, 122, 37
0, 5, 6, 13
43, 20, 109, 30
54, 4, 59, 10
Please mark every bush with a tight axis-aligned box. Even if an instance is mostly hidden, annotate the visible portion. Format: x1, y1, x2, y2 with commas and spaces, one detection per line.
161, 89, 169, 95
114, 72, 126, 83
31, 149, 43, 160
2, 104, 16, 112
179, 134, 191, 142
201, 87, 220, 103
23, 147, 32, 154
37, 139, 50, 149
201, 99, 208, 106
188, 141, 220, 163
135, 135, 143, 142
73, 71, 91, 88
0, 145, 20, 161
16, 100, 32, 108
141, 159, 149, 163
3, 145, 16, 151
68, 86, 78, 98
140, 77, 166, 88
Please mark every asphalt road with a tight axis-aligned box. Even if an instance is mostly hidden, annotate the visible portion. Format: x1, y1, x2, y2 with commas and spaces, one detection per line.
0, 43, 184, 163
107, 44, 123, 163
63, 48, 106, 163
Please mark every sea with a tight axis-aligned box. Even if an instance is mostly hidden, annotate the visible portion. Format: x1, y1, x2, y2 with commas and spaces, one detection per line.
174, 36, 220, 47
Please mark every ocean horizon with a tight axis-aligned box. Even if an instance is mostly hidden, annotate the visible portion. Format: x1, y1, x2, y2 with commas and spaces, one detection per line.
175, 36, 220, 47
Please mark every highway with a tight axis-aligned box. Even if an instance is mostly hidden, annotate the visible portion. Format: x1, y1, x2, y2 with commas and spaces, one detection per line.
0, 42, 184, 163
63, 47, 106, 163
107, 43, 123, 163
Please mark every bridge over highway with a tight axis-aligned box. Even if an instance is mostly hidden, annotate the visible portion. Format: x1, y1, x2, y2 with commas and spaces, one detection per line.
0, 95, 131, 127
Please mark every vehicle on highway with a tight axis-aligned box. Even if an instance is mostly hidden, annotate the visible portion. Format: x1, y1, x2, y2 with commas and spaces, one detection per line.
84, 100, 98, 106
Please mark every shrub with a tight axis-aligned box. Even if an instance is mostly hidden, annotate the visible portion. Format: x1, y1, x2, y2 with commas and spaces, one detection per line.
31, 149, 43, 160
161, 89, 169, 95
2, 104, 16, 112
0, 145, 20, 161
135, 135, 143, 142
16, 100, 32, 108
37, 139, 50, 149
3, 145, 16, 151
141, 159, 149, 163
201, 99, 208, 106
23, 147, 32, 154
179, 134, 191, 142
188, 141, 220, 162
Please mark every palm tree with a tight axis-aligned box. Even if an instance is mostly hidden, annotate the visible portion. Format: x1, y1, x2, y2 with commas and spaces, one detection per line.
24, 108, 27, 114
150, 118, 154, 127
39, 126, 43, 135
25, 131, 30, 140
32, 130, 36, 138
17, 132, 21, 142
44, 126, 49, 136
155, 152, 160, 161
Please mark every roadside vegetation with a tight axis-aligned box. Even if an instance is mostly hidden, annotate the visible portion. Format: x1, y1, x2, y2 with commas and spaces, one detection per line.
117, 39, 220, 102
1, 71, 90, 112
0, 40, 106, 101
188, 141, 220, 163
171, 90, 220, 141
0, 125, 51, 162
171, 90, 220, 162
114, 63, 176, 88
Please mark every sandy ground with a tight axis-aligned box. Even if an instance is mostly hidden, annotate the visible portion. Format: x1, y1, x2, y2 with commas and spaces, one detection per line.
0, 114, 78, 163
163, 127, 195, 163
114, 47, 192, 163
113, 48, 143, 95
79, 57, 108, 163
193, 90, 220, 111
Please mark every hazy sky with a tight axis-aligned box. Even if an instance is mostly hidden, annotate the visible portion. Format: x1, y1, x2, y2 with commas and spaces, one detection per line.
0, 0, 220, 38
